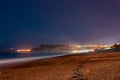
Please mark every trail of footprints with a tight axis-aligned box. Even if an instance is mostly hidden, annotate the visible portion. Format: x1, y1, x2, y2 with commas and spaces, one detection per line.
69, 65, 86, 80
70, 68, 85, 80
69, 58, 90, 80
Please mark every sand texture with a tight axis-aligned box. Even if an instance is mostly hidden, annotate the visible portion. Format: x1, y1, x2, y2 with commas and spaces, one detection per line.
0, 52, 120, 80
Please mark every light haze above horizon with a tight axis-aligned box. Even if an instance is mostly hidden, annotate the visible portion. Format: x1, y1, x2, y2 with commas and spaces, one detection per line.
0, 0, 120, 49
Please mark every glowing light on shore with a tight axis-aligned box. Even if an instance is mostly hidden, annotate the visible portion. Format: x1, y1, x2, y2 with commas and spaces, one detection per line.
104, 47, 111, 50
17, 49, 31, 53
70, 49, 95, 53
70, 44, 81, 48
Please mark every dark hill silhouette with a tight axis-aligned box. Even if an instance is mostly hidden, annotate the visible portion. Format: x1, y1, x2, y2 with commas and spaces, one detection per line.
32, 44, 79, 52
112, 43, 120, 49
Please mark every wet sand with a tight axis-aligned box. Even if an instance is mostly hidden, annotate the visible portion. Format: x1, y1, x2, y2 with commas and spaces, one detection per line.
0, 52, 120, 80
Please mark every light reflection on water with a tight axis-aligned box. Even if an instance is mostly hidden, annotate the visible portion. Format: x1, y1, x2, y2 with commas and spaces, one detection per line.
0, 52, 67, 66
0, 52, 66, 60
0, 54, 67, 66
0, 51, 90, 66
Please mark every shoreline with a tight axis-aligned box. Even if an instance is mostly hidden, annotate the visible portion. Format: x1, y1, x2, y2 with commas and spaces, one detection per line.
0, 53, 68, 67
0, 51, 95, 67
0, 52, 120, 80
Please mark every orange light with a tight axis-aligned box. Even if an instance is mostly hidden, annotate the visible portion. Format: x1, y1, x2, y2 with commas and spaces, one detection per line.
70, 49, 95, 53
17, 49, 31, 53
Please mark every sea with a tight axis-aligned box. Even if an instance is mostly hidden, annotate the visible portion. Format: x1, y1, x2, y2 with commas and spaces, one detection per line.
0, 52, 68, 66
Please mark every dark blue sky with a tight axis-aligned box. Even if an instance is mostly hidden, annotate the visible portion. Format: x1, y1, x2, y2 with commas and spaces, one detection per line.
0, 0, 120, 48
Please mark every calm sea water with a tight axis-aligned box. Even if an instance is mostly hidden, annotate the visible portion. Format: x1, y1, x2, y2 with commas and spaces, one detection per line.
0, 52, 66, 60
0, 52, 68, 66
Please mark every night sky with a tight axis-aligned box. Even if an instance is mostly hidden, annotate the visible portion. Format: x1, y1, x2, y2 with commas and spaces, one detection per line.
0, 0, 120, 49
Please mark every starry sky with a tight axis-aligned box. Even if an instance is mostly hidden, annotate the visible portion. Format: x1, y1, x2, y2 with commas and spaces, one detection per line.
0, 0, 120, 49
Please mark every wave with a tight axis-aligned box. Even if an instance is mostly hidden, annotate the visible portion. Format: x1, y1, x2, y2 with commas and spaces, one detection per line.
0, 54, 67, 67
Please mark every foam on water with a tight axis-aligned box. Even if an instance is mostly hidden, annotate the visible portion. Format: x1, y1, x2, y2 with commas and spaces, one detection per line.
0, 54, 67, 67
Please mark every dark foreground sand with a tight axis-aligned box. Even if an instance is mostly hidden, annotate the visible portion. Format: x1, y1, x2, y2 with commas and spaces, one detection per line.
0, 52, 120, 80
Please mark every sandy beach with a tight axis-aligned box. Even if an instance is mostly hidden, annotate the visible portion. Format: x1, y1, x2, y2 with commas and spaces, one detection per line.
0, 52, 120, 80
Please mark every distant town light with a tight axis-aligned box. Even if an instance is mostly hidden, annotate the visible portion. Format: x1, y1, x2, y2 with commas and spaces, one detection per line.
17, 49, 31, 53
70, 44, 81, 48
104, 47, 111, 50
116, 43, 120, 45
70, 49, 95, 54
